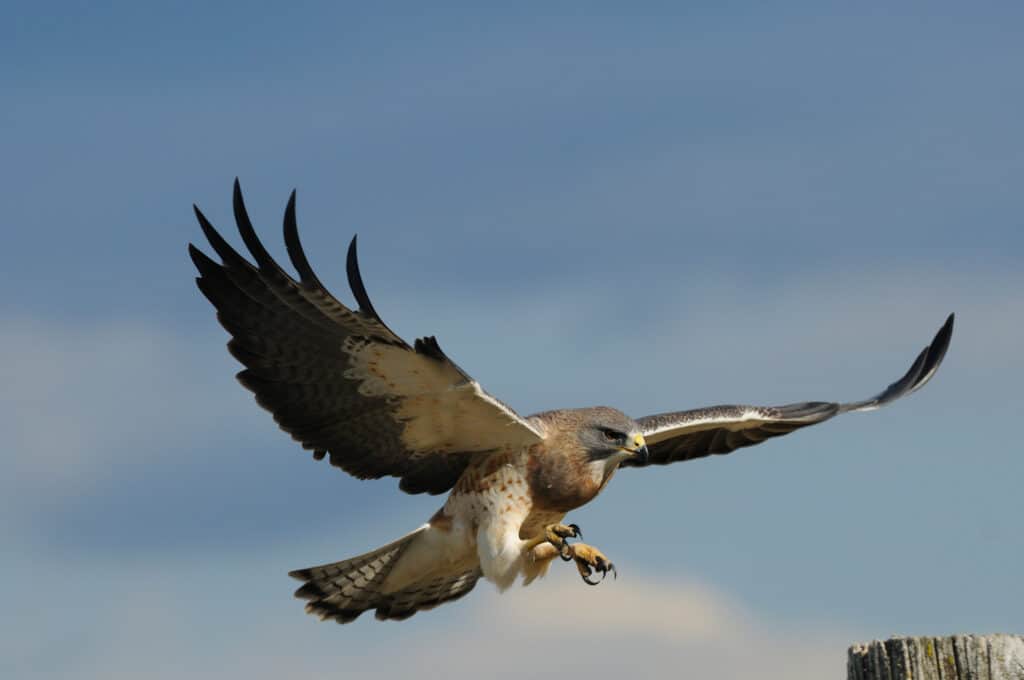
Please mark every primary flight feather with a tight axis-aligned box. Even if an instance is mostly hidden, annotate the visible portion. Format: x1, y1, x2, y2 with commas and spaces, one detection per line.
190, 181, 953, 624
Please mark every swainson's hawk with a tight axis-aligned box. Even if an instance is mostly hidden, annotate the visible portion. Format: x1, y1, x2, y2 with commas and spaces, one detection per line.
190, 181, 953, 624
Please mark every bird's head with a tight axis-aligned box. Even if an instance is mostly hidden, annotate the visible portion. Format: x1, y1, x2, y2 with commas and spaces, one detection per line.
577, 407, 649, 468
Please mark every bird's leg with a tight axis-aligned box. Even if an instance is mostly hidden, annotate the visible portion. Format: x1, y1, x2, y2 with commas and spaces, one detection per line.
520, 524, 582, 585
522, 542, 560, 585
562, 543, 617, 586
523, 523, 578, 550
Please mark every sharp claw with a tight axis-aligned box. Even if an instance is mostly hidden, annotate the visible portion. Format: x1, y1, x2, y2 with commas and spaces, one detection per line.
564, 542, 616, 586
568, 523, 581, 540
577, 558, 597, 584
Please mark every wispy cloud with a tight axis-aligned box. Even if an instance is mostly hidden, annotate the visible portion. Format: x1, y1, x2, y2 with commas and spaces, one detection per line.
1, 319, 256, 517
374, 572, 853, 680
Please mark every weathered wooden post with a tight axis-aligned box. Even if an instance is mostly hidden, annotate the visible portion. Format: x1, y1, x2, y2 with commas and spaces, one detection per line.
848, 634, 1024, 680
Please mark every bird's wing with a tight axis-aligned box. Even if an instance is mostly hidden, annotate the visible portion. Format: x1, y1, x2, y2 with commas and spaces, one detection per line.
622, 314, 953, 467
189, 180, 543, 494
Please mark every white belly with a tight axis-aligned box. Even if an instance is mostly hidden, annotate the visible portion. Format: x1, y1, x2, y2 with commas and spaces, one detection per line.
440, 452, 560, 589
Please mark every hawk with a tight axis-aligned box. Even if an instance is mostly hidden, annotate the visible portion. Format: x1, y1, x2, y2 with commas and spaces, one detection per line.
189, 181, 954, 624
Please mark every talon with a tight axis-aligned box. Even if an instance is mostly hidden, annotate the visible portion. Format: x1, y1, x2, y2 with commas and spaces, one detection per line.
596, 557, 616, 581
568, 523, 581, 540
567, 543, 616, 586
575, 558, 596, 584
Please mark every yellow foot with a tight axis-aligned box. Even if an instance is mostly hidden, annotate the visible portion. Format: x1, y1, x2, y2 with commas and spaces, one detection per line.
544, 523, 581, 558
563, 543, 616, 586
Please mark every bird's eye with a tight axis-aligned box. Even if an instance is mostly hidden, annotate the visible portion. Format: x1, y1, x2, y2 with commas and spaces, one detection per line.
602, 429, 623, 442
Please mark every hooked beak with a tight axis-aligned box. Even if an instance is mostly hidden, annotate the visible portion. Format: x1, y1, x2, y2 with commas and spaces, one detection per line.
623, 434, 649, 465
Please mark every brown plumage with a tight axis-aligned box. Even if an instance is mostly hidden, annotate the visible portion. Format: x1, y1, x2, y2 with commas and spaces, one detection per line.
191, 182, 954, 624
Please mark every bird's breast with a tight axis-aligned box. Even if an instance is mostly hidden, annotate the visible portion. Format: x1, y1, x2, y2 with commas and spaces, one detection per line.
446, 449, 534, 522
525, 444, 605, 513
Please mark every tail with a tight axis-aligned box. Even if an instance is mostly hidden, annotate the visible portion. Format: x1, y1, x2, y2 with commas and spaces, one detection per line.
289, 526, 482, 624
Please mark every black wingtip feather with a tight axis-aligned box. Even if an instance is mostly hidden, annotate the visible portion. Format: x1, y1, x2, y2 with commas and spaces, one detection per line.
186, 242, 206, 267
346, 235, 384, 322
839, 312, 955, 413
282, 189, 328, 290
193, 204, 250, 268
232, 180, 279, 272
886, 346, 929, 397
187, 242, 222, 278
905, 312, 954, 396
883, 313, 954, 400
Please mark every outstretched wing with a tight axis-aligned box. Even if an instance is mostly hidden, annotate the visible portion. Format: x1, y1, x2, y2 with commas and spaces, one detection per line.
189, 180, 543, 494
622, 314, 953, 467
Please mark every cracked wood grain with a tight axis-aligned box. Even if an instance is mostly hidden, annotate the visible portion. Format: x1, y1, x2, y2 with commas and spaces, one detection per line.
848, 635, 1024, 680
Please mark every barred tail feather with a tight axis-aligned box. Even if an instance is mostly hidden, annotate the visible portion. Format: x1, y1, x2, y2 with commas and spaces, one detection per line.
373, 568, 482, 621
289, 526, 482, 623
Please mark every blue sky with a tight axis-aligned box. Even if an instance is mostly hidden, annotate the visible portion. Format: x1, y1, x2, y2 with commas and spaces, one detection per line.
3, 3, 1022, 678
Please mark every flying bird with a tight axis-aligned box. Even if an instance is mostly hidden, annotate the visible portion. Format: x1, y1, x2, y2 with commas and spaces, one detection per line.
189, 181, 954, 624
